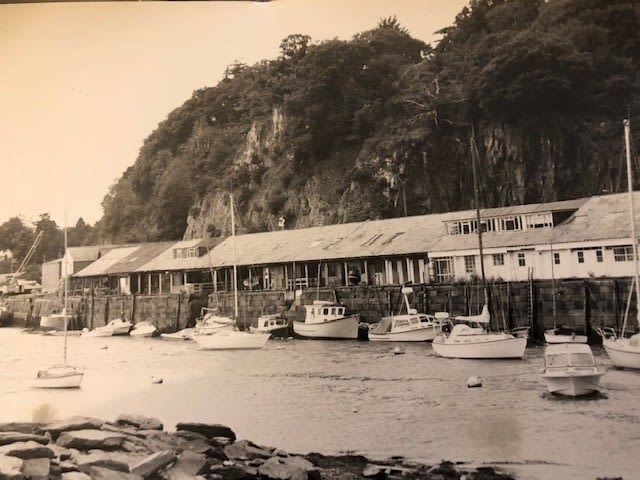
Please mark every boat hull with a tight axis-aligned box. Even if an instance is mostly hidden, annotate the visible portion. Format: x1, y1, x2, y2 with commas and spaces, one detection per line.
32, 365, 83, 389
541, 371, 604, 396
544, 330, 587, 344
369, 326, 438, 342
40, 314, 70, 331
293, 314, 359, 339
81, 327, 114, 338
161, 328, 196, 341
193, 330, 271, 350
432, 335, 527, 359
602, 337, 640, 369
130, 322, 157, 338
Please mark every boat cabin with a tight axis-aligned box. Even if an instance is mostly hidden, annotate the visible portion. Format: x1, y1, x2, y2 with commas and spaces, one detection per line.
304, 300, 349, 323
544, 344, 597, 370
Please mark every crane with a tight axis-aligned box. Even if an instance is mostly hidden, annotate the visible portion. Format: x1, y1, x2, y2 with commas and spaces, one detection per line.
2, 230, 44, 294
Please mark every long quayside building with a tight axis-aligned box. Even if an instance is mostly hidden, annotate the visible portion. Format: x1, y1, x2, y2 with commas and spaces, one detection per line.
44, 192, 640, 297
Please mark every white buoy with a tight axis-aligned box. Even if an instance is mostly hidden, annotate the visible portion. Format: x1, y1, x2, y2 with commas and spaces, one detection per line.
151, 376, 163, 384
393, 347, 405, 355
467, 376, 483, 388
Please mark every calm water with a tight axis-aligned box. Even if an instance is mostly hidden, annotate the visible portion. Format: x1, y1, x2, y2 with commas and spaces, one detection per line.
1, 327, 639, 480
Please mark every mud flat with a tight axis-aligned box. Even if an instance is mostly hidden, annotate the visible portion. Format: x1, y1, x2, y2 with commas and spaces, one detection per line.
0, 414, 523, 479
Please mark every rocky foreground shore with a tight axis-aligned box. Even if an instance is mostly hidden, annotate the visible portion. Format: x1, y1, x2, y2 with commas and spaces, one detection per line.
0, 414, 517, 479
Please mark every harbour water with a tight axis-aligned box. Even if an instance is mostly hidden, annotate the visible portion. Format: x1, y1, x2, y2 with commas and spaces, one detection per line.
1, 327, 638, 479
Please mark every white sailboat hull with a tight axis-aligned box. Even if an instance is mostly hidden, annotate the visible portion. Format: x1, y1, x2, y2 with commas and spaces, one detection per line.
193, 330, 271, 350
540, 370, 604, 396
432, 333, 527, 359
32, 365, 83, 389
293, 314, 359, 339
369, 325, 438, 342
602, 337, 640, 369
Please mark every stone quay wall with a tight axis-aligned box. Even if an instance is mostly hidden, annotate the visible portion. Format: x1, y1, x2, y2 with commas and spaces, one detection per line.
2, 278, 634, 342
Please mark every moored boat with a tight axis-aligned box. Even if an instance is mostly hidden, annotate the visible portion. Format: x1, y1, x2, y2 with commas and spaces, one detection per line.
293, 300, 359, 339
193, 329, 271, 350
250, 313, 290, 339
130, 321, 157, 338
33, 364, 83, 389
161, 327, 196, 341
540, 343, 605, 396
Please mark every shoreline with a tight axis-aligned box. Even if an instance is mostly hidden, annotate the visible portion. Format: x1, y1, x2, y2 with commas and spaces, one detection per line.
0, 413, 522, 479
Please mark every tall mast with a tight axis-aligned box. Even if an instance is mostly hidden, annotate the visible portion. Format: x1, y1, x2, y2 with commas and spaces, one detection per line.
470, 133, 488, 307
63, 213, 68, 367
230, 193, 239, 320
624, 119, 640, 329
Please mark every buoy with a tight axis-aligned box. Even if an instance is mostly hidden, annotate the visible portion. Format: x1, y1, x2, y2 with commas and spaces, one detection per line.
100, 345, 108, 350
151, 376, 163, 384
393, 347, 405, 355
467, 376, 483, 388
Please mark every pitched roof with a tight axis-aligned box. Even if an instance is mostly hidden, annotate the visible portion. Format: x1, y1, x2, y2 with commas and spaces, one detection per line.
136, 238, 223, 272
104, 242, 175, 274
67, 245, 119, 262
74, 246, 141, 277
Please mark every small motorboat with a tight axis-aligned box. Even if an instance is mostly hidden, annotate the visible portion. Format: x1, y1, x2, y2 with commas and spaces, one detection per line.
160, 327, 196, 341
32, 364, 83, 389
540, 343, 605, 397
130, 321, 157, 338
105, 318, 133, 335
250, 313, 290, 339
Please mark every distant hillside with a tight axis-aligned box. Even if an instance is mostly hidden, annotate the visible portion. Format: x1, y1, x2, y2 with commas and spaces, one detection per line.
94, 0, 640, 243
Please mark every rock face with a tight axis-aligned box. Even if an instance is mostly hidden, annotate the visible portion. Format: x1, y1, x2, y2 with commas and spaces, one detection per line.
0, 414, 516, 479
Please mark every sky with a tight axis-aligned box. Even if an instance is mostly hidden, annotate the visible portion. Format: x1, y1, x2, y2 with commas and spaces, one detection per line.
0, 0, 469, 229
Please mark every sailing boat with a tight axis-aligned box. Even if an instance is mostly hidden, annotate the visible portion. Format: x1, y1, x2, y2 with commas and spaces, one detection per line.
193, 193, 271, 350
431, 133, 528, 359
32, 220, 83, 388
544, 243, 587, 344
600, 119, 640, 369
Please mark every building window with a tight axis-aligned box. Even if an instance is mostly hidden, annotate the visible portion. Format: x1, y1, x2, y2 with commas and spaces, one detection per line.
554, 252, 560, 265
493, 254, 504, 266
614, 246, 634, 262
434, 257, 453, 283
518, 252, 526, 267
502, 216, 521, 231
577, 251, 585, 264
464, 255, 476, 274
596, 249, 603, 263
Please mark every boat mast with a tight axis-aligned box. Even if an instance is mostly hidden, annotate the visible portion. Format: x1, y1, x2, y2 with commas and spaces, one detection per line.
230, 193, 239, 321
470, 132, 488, 308
624, 119, 640, 330
63, 214, 68, 367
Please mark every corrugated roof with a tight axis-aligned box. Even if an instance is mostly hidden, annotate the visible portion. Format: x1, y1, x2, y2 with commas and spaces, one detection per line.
67, 245, 119, 262
104, 242, 175, 274
137, 238, 224, 272
74, 246, 141, 277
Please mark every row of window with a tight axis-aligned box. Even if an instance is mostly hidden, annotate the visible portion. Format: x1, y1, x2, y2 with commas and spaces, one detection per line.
445, 213, 554, 236
436, 245, 636, 280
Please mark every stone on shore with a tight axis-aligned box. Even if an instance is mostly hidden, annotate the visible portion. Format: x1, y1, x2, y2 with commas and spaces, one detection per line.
56, 429, 125, 451
258, 455, 320, 480
0, 455, 23, 479
223, 439, 274, 460
0, 423, 41, 435
174, 422, 236, 443
115, 414, 163, 432
0, 433, 49, 447
39, 417, 104, 440
130, 450, 177, 477
164, 450, 207, 479
75, 452, 130, 473
0, 440, 55, 459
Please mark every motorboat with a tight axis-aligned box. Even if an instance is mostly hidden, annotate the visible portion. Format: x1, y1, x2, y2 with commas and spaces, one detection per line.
193, 329, 271, 350
33, 364, 83, 389
130, 321, 157, 338
250, 313, 290, 339
540, 343, 605, 396
368, 287, 447, 342
105, 318, 133, 335
431, 305, 528, 359
544, 326, 587, 344
161, 327, 196, 341
81, 325, 114, 338
293, 300, 360, 339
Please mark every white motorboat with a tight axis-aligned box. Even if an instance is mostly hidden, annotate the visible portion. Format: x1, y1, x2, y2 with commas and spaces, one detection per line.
540, 343, 605, 396
192, 193, 271, 351
599, 120, 640, 369
81, 325, 114, 338
250, 313, 290, 339
193, 329, 271, 350
105, 318, 133, 335
33, 221, 83, 389
130, 321, 157, 338
161, 327, 196, 341
431, 306, 528, 359
369, 287, 447, 342
544, 326, 587, 344
293, 300, 360, 339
